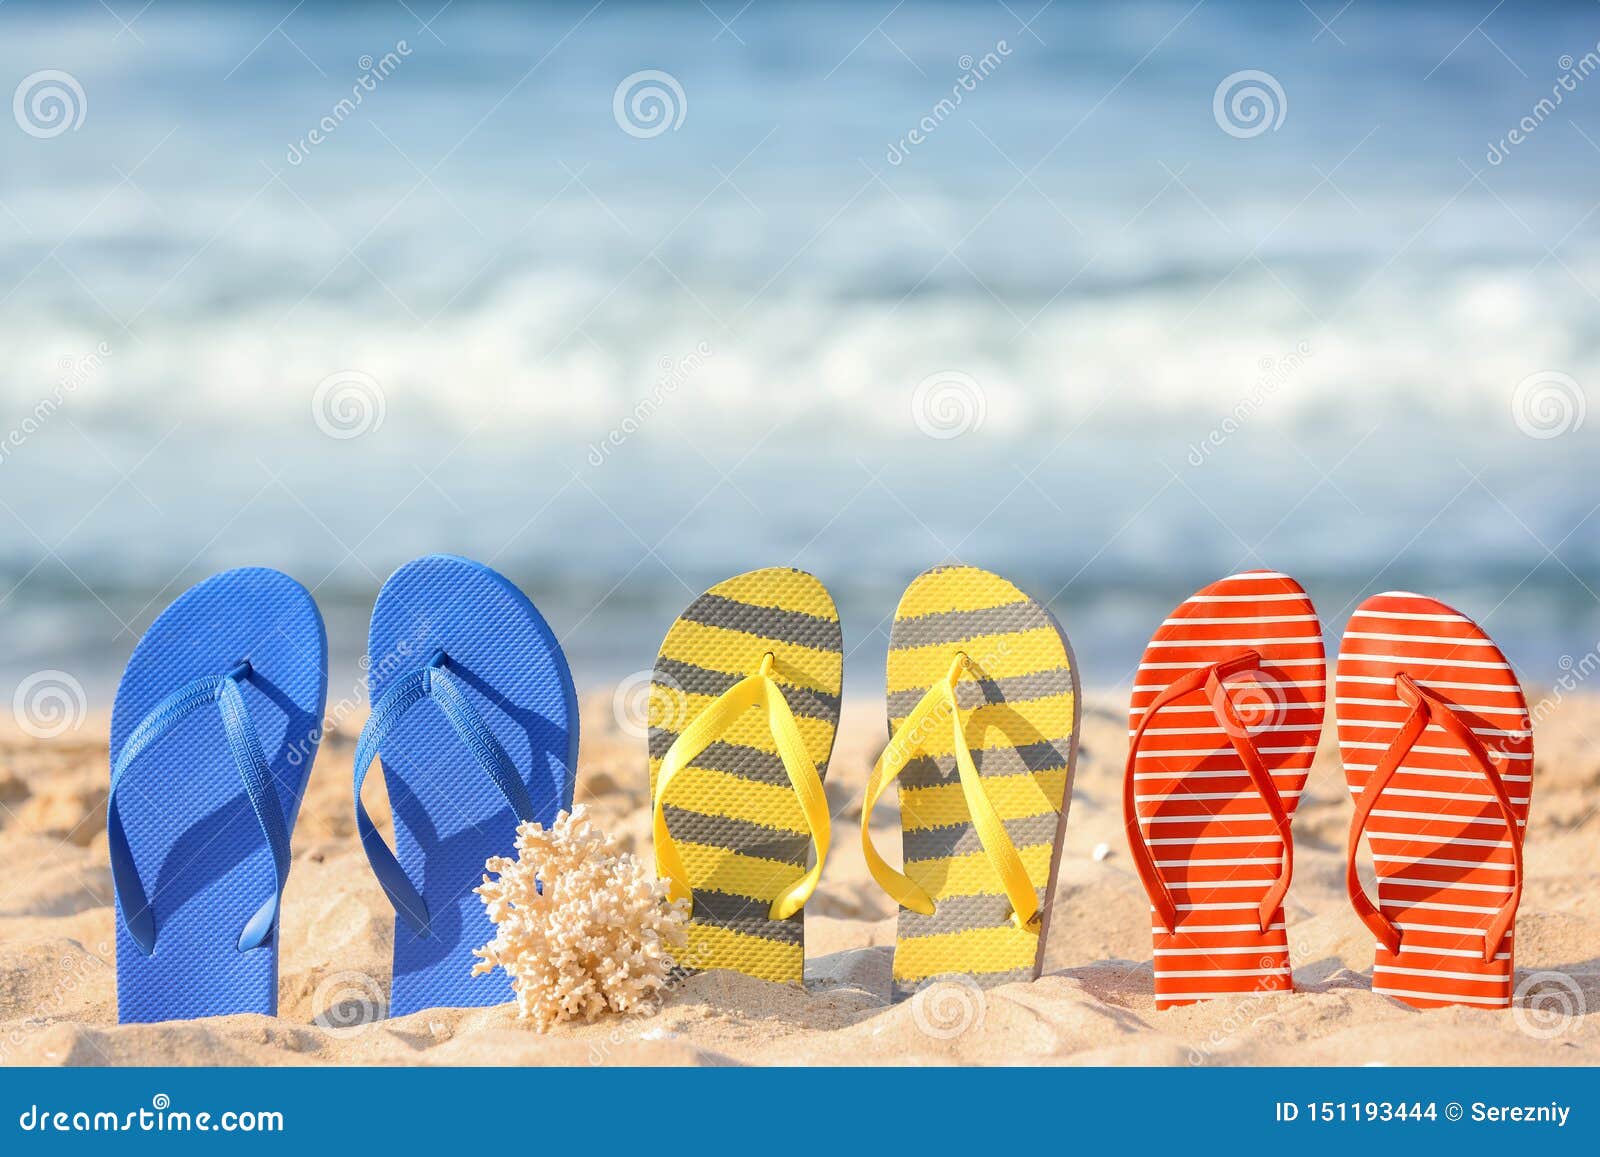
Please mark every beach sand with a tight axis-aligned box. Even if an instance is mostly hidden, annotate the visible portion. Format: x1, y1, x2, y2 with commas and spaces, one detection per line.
2, 690, 1595, 1066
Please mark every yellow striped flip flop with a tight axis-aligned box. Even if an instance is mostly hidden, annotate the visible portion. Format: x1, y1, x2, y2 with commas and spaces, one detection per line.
862, 565, 1080, 1001
648, 567, 843, 985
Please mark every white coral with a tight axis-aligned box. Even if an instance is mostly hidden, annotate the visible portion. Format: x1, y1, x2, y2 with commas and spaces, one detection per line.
472, 804, 688, 1032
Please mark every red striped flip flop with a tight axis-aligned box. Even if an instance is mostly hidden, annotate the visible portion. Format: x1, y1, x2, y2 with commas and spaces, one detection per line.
1123, 570, 1325, 1009
1335, 592, 1531, 1010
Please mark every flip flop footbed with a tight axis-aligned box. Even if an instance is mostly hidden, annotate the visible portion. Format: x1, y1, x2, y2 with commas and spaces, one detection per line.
649, 568, 843, 984
111, 568, 327, 1023
367, 555, 578, 1016
1129, 570, 1324, 1009
886, 566, 1079, 1001
1336, 592, 1532, 1009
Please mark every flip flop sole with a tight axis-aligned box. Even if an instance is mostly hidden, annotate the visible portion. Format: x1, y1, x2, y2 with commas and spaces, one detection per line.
1336, 592, 1532, 1009
1129, 570, 1324, 1009
649, 568, 843, 984
367, 555, 578, 1016
886, 565, 1079, 1001
111, 567, 327, 1023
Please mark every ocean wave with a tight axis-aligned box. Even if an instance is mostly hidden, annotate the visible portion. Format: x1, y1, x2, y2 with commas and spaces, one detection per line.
4, 256, 1597, 441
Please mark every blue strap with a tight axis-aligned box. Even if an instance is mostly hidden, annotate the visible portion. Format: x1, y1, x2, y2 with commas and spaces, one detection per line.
108, 661, 292, 957
352, 650, 535, 937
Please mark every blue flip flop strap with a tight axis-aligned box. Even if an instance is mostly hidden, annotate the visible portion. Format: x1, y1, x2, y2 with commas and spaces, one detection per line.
351, 655, 535, 938
108, 665, 293, 957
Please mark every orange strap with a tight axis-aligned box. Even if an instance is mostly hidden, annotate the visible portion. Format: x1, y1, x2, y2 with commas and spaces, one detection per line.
1345, 673, 1524, 964
1122, 649, 1296, 934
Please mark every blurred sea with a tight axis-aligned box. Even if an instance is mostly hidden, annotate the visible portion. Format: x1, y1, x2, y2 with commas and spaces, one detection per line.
2, 0, 1598, 699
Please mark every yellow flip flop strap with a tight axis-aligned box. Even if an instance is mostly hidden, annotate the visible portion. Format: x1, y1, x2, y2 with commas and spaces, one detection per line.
652, 654, 832, 921
860, 654, 1043, 932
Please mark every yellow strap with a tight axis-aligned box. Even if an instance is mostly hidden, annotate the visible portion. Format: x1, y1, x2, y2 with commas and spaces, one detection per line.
860, 653, 1043, 931
652, 654, 832, 921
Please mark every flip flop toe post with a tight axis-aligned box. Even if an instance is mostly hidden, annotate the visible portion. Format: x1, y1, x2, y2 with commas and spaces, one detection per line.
110, 567, 327, 1023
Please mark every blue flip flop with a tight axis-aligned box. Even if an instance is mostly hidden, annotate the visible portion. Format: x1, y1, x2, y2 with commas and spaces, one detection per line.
353, 555, 578, 1016
109, 567, 328, 1024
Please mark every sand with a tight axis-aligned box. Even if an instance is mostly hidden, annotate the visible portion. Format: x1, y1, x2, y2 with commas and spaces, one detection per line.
2, 690, 1596, 1066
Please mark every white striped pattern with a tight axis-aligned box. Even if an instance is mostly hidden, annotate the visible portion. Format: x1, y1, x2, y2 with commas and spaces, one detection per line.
1336, 591, 1531, 1011
1130, 571, 1323, 1009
